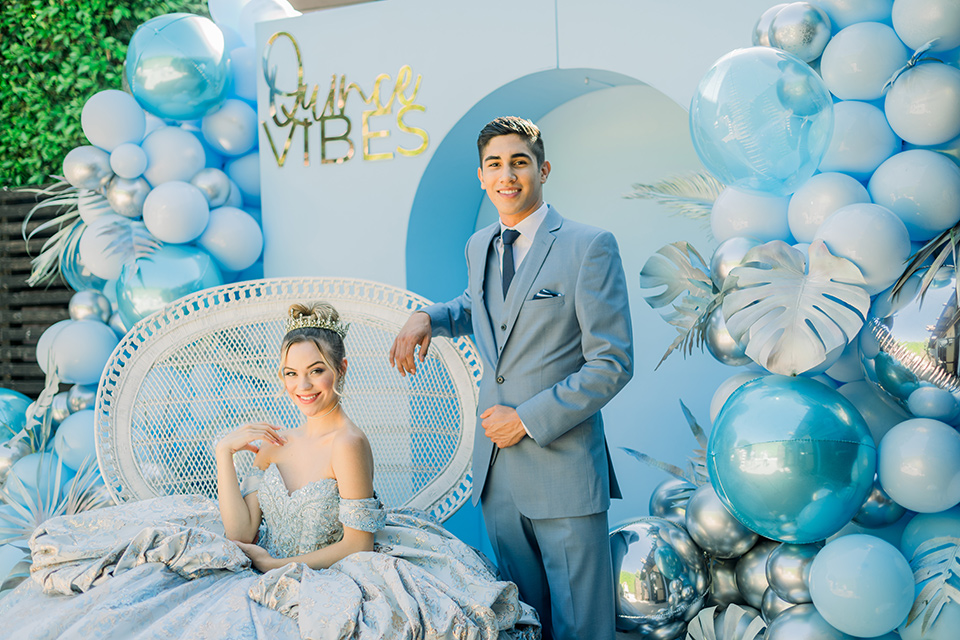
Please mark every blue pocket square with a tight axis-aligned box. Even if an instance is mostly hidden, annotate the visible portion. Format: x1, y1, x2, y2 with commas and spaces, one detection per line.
533, 289, 562, 299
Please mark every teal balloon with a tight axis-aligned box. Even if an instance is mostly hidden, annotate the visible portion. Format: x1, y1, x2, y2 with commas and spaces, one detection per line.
690, 47, 834, 196
0, 389, 32, 443
708, 375, 877, 543
125, 14, 231, 120
808, 534, 914, 637
117, 244, 223, 328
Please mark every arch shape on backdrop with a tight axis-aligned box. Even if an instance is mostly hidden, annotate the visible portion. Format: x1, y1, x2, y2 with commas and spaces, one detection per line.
405, 68, 643, 302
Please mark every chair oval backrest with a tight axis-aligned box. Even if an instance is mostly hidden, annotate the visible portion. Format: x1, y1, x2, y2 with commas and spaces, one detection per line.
94, 277, 479, 523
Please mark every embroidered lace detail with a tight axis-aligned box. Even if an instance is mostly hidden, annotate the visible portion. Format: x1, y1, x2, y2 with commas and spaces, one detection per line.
256, 464, 342, 559
339, 497, 385, 533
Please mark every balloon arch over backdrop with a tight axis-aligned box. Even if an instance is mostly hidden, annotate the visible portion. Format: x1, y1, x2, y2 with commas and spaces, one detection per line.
3, 1, 960, 639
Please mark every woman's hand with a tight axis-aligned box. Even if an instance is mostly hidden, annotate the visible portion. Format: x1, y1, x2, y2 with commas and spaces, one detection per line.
235, 541, 282, 572
215, 422, 287, 457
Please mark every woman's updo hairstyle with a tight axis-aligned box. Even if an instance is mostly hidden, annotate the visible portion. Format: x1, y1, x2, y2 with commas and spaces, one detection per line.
281, 301, 349, 390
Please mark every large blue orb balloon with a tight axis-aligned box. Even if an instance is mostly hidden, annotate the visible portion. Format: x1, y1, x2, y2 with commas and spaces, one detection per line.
708, 375, 876, 543
690, 47, 834, 196
117, 244, 223, 328
125, 14, 231, 121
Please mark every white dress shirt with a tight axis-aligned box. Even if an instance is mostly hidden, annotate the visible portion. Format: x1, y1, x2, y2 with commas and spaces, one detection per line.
495, 201, 549, 275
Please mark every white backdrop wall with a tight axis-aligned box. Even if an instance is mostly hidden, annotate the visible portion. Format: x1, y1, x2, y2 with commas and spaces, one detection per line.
257, 0, 777, 550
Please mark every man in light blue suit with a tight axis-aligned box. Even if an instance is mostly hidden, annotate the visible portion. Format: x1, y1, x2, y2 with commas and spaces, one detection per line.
390, 116, 633, 640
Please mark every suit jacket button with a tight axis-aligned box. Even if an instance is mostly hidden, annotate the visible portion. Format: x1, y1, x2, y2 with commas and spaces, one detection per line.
500, 324, 506, 331
496, 376, 504, 384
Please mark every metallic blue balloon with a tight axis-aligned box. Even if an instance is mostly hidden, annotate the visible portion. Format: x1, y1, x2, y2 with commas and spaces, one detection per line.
708, 375, 876, 543
116, 244, 223, 328
690, 47, 834, 196
125, 14, 231, 121
0, 388, 32, 443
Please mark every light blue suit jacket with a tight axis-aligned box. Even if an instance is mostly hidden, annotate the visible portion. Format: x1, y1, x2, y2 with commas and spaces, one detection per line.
425, 207, 634, 519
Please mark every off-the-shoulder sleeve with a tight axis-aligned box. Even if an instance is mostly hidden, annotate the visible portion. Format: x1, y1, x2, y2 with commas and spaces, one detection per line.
339, 497, 385, 532
240, 466, 265, 498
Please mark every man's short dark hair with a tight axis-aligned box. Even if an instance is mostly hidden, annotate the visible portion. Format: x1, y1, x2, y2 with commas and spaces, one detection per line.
477, 116, 545, 168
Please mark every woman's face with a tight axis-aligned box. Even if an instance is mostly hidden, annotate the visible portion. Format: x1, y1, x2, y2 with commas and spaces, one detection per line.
282, 340, 342, 417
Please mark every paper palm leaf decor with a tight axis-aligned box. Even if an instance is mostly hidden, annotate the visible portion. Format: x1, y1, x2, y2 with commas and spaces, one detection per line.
905, 535, 960, 635
625, 171, 725, 228
721, 240, 870, 376
639, 241, 719, 368
621, 400, 710, 488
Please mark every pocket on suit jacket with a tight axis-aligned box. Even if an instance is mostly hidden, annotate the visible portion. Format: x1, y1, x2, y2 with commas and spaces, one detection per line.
527, 295, 565, 307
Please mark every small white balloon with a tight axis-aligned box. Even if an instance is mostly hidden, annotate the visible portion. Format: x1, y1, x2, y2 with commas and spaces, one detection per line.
868, 149, 960, 241
820, 22, 910, 101
141, 181, 211, 244
892, 0, 960, 52
818, 100, 902, 180
813, 202, 911, 294
105, 176, 151, 219
885, 62, 960, 147
63, 146, 114, 190
788, 172, 870, 243
197, 206, 264, 271
141, 126, 206, 187
81, 90, 146, 152
109, 143, 148, 179
68, 290, 111, 323
202, 99, 257, 156
711, 187, 791, 244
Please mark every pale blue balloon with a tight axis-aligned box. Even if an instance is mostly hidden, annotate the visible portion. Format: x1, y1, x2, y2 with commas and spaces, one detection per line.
141, 126, 206, 186
708, 375, 876, 543
878, 418, 960, 513
892, 0, 960, 52
198, 206, 263, 272
201, 99, 257, 156
225, 152, 260, 206
0, 389, 31, 443
690, 47, 834, 196
787, 172, 870, 243
885, 62, 960, 146
109, 143, 148, 179
820, 22, 909, 101
51, 320, 120, 386
6, 452, 76, 509
124, 14, 231, 121
81, 90, 146, 152
908, 385, 959, 421
141, 181, 210, 244
36, 319, 72, 375
808, 534, 914, 637
815, 0, 893, 31
53, 409, 97, 471
868, 149, 960, 241
117, 244, 223, 328
229, 46, 257, 102
818, 100, 901, 181
900, 505, 960, 561
710, 187, 791, 243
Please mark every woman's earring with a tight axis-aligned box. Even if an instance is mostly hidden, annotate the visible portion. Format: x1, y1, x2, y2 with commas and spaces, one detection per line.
336, 376, 345, 394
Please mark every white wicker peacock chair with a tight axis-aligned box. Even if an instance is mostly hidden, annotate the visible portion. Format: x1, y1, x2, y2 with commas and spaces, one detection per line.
94, 277, 480, 523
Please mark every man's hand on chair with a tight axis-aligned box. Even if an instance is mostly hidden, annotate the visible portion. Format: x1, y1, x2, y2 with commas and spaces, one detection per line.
389, 311, 432, 376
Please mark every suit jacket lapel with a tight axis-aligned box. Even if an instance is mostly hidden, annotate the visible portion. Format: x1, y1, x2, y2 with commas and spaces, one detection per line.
470, 223, 500, 356
501, 207, 562, 344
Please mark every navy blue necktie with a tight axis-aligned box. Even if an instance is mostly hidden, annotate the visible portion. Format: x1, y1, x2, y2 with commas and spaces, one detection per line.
501, 229, 521, 297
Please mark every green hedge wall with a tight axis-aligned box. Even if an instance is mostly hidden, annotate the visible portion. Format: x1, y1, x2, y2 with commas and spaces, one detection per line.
1, 0, 210, 188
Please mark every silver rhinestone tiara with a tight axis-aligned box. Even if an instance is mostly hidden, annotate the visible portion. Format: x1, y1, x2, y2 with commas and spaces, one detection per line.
284, 312, 349, 339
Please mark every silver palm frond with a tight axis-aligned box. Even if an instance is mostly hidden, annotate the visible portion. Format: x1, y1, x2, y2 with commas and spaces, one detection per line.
621, 400, 710, 488
625, 172, 725, 226
19, 180, 82, 287
905, 535, 960, 635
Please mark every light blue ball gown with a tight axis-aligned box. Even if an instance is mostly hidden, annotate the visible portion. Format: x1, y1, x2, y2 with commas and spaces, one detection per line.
0, 463, 540, 639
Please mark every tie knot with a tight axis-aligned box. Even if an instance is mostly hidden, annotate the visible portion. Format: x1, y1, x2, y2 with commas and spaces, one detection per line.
502, 229, 520, 246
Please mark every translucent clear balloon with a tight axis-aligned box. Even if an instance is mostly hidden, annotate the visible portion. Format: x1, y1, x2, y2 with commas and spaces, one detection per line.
820, 22, 909, 101
109, 143, 148, 179
812, 202, 911, 294
63, 146, 114, 190
878, 418, 960, 512
125, 14, 231, 121
710, 187, 791, 243
808, 534, 914, 637
81, 90, 146, 152
892, 0, 960, 51
51, 320, 121, 385
53, 409, 96, 471
141, 126, 206, 186
768, 3, 833, 62
815, 0, 893, 30
685, 484, 759, 558
208, 0, 253, 32
818, 100, 901, 180
690, 47, 834, 196
708, 375, 877, 543
201, 98, 257, 156
142, 181, 211, 244
116, 245, 223, 328
787, 172, 870, 243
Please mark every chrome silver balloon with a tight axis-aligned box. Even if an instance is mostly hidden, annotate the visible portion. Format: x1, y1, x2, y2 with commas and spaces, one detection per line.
191, 168, 232, 208
710, 236, 762, 290
685, 484, 759, 559
852, 480, 907, 528
736, 539, 780, 609
0, 439, 31, 484
649, 477, 695, 524
69, 290, 112, 323
63, 146, 114, 190
861, 266, 960, 413
766, 542, 820, 604
706, 557, 747, 608
105, 175, 151, 219
705, 307, 752, 367
67, 384, 98, 414
762, 586, 796, 622
610, 517, 709, 638
764, 603, 855, 640
768, 2, 833, 62
753, 4, 789, 47
51, 391, 72, 424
